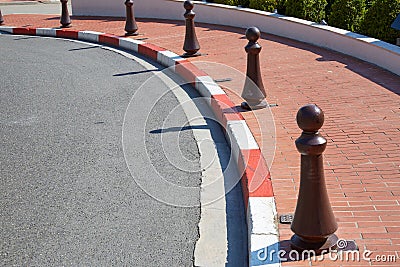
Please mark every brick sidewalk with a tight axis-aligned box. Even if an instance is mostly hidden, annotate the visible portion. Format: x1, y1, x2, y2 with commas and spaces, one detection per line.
1, 13, 400, 266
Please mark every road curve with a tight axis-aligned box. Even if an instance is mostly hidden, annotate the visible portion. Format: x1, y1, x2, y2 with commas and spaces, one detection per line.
0, 34, 204, 266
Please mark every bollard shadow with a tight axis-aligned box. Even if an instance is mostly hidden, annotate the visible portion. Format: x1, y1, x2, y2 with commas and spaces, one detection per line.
45, 16, 60, 21
150, 124, 210, 134
68, 46, 99, 52
233, 105, 253, 113
113, 69, 158, 77
67, 16, 125, 22
220, 105, 243, 114
11, 36, 37, 40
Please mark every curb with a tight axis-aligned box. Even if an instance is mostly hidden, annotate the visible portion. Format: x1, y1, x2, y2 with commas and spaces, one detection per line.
0, 26, 279, 266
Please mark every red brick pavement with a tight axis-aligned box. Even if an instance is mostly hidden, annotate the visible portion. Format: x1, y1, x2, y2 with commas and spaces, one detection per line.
1, 14, 400, 266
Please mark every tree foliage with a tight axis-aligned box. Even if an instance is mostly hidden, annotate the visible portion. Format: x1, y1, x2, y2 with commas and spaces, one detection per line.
360, 0, 400, 44
249, 0, 278, 12
213, 0, 238, 6
285, 0, 328, 22
329, 0, 366, 31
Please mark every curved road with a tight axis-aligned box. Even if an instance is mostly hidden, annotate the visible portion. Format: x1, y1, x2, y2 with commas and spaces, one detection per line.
0, 34, 206, 266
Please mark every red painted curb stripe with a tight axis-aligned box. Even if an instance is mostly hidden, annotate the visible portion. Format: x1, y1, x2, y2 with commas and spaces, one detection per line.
210, 94, 244, 128
175, 60, 208, 86
13, 27, 36, 35
238, 149, 274, 209
138, 43, 165, 60
56, 29, 79, 39
99, 34, 120, 47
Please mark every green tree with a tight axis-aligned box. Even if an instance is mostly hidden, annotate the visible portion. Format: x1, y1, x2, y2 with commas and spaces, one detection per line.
285, 0, 328, 22
360, 0, 400, 44
329, 0, 366, 31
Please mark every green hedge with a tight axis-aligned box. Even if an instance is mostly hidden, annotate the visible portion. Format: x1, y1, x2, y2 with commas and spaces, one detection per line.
325, 0, 336, 16
329, 0, 366, 32
249, 0, 278, 12
239, 0, 250, 7
209, 0, 400, 44
213, 0, 238, 6
212, 0, 250, 6
285, 0, 328, 22
360, 0, 400, 44
277, 0, 287, 14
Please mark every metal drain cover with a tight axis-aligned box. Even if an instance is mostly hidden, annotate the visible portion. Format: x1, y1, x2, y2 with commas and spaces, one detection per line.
279, 214, 294, 224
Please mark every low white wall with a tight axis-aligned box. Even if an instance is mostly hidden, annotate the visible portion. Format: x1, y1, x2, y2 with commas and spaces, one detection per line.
71, 0, 400, 76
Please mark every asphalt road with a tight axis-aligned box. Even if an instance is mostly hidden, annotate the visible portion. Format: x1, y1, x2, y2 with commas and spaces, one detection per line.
0, 34, 203, 266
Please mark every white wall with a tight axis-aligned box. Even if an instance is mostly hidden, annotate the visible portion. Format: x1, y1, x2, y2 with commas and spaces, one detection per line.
71, 0, 400, 76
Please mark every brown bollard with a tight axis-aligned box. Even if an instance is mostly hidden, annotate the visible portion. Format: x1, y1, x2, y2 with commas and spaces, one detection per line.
0, 9, 4, 25
124, 0, 138, 36
60, 0, 71, 28
290, 104, 338, 254
182, 1, 200, 57
241, 27, 268, 110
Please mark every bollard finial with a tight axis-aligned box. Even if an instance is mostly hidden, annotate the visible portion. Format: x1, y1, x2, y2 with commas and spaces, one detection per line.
245, 27, 260, 43
296, 104, 324, 133
125, 0, 139, 36
182, 0, 201, 57
290, 104, 338, 255
184, 0, 194, 11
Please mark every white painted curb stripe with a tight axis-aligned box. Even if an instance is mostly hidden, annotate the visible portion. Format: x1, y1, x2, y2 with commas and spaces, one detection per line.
248, 197, 280, 266
0, 26, 14, 33
157, 50, 185, 70
78, 30, 102, 43
36, 28, 57, 37
226, 120, 259, 165
119, 37, 143, 53
195, 76, 226, 105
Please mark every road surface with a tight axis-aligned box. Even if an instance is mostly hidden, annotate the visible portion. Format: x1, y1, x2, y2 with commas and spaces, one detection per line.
0, 34, 203, 266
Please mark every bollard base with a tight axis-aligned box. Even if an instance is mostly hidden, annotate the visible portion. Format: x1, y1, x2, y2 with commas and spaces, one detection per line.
290, 234, 338, 255
60, 24, 71, 28
125, 32, 139, 36
241, 100, 268, 111
182, 52, 202, 58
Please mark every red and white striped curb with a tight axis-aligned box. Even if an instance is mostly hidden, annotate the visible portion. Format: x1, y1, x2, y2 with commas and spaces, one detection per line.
0, 26, 279, 266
